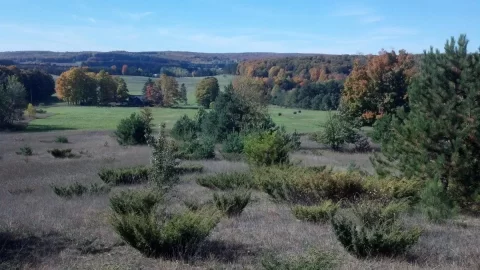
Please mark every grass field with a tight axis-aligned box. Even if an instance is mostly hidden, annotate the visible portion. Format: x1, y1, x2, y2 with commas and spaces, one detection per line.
118, 75, 235, 104
27, 106, 330, 133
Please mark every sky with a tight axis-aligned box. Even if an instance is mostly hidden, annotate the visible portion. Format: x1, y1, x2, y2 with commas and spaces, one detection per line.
0, 0, 479, 54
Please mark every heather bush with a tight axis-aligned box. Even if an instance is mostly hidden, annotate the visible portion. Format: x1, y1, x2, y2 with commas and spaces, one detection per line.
292, 200, 339, 223
55, 136, 69, 143
48, 148, 75, 158
262, 249, 338, 270
197, 172, 253, 190
213, 190, 251, 217
99, 166, 150, 185
16, 146, 32, 156
52, 182, 110, 198
110, 189, 220, 259
331, 201, 421, 258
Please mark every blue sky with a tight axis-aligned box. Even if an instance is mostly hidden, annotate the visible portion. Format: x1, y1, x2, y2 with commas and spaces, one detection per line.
0, 0, 479, 54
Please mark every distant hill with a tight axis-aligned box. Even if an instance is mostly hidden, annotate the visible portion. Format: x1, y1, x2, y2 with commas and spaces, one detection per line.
0, 51, 345, 77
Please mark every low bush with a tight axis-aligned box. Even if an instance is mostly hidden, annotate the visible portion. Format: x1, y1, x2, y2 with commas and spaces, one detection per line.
99, 166, 150, 185
221, 132, 244, 153
292, 200, 339, 223
179, 136, 215, 160
183, 199, 212, 211
115, 108, 153, 145
110, 189, 162, 216
110, 189, 220, 259
331, 201, 421, 258
298, 110, 302, 113
52, 182, 110, 198
254, 166, 420, 205
55, 136, 69, 143
244, 128, 300, 166
278, 112, 282, 116
35, 108, 47, 114
171, 114, 198, 141
293, 111, 297, 115
197, 172, 253, 190
174, 163, 204, 174
16, 146, 33, 156
213, 190, 251, 217
314, 113, 359, 151
418, 180, 458, 223
262, 249, 338, 270
48, 148, 75, 158
253, 166, 364, 204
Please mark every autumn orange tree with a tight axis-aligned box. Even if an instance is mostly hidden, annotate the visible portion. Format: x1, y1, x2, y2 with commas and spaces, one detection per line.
121, 64, 128, 75
55, 67, 97, 105
340, 50, 415, 125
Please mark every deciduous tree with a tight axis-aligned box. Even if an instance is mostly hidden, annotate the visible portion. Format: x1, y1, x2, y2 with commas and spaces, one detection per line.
158, 74, 179, 107
180, 83, 187, 105
195, 77, 219, 108
121, 64, 128, 75
0, 76, 26, 127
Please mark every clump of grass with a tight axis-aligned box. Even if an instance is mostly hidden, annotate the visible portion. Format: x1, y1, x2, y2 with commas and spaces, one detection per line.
213, 190, 251, 217
262, 249, 338, 270
110, 189, 220, 259
16, 146, 33, 156
48, 148, 76, 158
99, 166, 150, 186
183, 199, 213, 211
331, 201, 421, 258
197, 172, 253, 190
292, 200, 339, 223
55, 136, 69, 143
51, 182, 110, 198
174, 163, 204, 174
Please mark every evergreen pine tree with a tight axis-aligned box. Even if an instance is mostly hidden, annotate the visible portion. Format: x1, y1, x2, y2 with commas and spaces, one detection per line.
373, 35, 480, 203
180, 83, 187, 105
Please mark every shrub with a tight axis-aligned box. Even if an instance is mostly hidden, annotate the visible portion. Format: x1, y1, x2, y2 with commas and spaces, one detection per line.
99, 166, 150, 185
213, 190, 251, 217
244, 129, 299, 166
55, 136, 69, 143
331, 201, 421, 258
292, 200, 339, 223
183, 199, 212, 211
16, 146, 33, 156
293, 111, 297, 115
363, 177, 421, 205
148, 123, 180, 189
418, 180, 458, 223
171, 114, 198, 141
52, 182, 110, 198
261, 249, 338, 270
35, 108, 47, 114
197, 172, 253, 190
353, 133, 371, 152
115, 109, 153, 145
180, 136, 215, 160
110, 189, 220, 259
110, 189, 162, 216
174, 163, 204, 174
314, 113, 358, 150
221, 132, 244, 153
48, 148, 75, 158
278, 112, 282, 116
26, 103, 36, 118
253, 166, 364, 204
298, 110, 302, 114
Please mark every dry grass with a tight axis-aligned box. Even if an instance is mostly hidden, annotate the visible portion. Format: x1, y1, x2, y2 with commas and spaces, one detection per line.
0, 131, 479, 269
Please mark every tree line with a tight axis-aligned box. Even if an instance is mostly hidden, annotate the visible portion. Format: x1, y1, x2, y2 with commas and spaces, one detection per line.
0, 66, 54, 104
55, 68, 129, 105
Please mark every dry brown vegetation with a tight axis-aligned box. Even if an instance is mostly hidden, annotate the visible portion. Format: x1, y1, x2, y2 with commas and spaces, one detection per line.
0, 131, 479, 269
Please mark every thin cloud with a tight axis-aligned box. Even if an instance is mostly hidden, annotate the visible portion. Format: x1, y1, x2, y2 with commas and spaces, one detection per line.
332, 5, 383, 24
72, 15, 96, 24
123, 12, 154, 20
